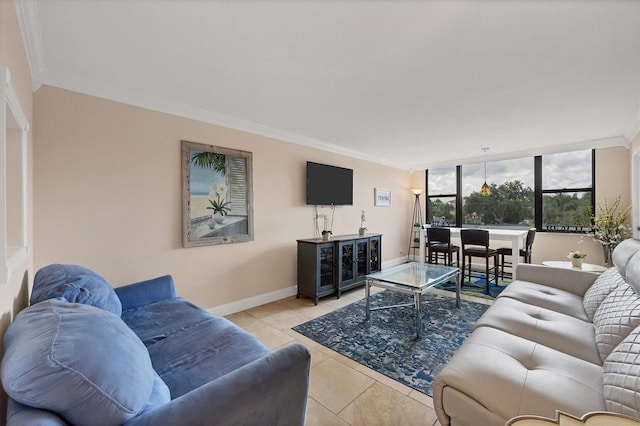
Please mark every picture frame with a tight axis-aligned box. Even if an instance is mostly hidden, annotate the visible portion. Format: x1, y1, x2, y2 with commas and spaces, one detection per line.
374, 188, 391, 207
182, 140, 254, 247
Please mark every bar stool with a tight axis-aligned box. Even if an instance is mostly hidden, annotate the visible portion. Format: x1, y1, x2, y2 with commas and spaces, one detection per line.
426, 227, 460, 266
497, 228, 536, 279
460, 229, 499, 293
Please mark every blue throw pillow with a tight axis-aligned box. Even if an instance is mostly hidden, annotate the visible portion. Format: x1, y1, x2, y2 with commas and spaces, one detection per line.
1, 299, 156, 425
31, 264, 122, 316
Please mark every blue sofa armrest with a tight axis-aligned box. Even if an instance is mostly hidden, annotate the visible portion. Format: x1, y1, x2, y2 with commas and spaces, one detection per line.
7, 398, 69, 425
115, 275, 177, 311
125, 343, 311, 426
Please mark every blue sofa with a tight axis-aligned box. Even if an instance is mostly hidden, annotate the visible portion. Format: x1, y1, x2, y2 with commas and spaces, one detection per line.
1, 264, 311, 425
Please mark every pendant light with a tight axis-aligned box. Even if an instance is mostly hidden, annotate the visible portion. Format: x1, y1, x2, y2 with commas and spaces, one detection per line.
480, 147, 491, 196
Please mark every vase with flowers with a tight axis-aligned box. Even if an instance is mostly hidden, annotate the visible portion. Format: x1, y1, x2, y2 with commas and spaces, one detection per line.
207, 195, 231, 224
568, 251, 587, 268
590, 197, 631, 267
359, 210, 367, 236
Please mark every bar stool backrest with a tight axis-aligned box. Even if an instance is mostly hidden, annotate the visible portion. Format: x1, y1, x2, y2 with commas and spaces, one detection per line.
427, 227, 451, 245
461, 229, 490, 248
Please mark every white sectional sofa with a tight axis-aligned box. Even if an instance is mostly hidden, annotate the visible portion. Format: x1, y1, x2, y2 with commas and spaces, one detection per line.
433, 238, 640, 426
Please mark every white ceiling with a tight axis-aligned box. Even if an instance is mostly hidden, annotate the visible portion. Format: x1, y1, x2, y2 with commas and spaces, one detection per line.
15, 0, 640, 170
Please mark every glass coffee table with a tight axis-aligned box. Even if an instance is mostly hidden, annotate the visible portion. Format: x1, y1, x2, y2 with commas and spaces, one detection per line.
365, 262, 461, 339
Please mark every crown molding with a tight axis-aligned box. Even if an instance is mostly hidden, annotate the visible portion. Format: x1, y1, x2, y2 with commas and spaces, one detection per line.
44, 77, 409, 170
13, 0, 46, 91
410, 136, 628, 171
623, 109, 640, 147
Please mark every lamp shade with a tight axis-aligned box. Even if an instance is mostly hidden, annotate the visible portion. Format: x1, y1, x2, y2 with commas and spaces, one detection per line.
410, 188, 423, 196
481, 182, 491, 196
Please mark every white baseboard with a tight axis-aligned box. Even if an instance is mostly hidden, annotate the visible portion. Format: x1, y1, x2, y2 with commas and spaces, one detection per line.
207, 256, 408, 317
383, 256, 407, 268
207, 285, 298, 317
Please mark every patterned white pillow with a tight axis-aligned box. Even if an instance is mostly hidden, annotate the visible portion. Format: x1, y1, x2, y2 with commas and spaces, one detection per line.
603, 324, 640, 417
584, 268, 626, 322
594, 283, 640, 363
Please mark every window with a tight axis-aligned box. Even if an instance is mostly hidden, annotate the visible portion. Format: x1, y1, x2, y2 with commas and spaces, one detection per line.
426, 167, 457, 226
426, 149, 594, 233
539, 150, 593, 232
461, 157, 533, 228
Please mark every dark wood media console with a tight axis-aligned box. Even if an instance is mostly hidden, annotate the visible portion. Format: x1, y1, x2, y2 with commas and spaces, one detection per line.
296, 234, 382, 304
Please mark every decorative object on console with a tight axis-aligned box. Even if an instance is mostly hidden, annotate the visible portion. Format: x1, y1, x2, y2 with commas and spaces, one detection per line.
359, 210, 367, 236
591, 196, 631, 267
182, 140, 253, 247
321, 230, 332, 241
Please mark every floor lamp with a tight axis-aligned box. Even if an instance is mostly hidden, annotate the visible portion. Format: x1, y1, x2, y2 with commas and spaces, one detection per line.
407, 188, 424, 262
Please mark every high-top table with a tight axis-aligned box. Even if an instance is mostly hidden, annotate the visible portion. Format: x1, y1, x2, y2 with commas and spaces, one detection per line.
365, 262, 461, 339
419, 227, 529, 279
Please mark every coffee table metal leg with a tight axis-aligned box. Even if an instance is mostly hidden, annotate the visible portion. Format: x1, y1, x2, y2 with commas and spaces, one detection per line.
414, 291, 422, 339
365, 280, 371, 321
455, 270, 461, 308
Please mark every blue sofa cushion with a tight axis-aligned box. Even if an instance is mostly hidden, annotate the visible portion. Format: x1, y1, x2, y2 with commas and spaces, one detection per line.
1, 299, 156, 425
121, 298, 271, 398
31, 264, 122, 316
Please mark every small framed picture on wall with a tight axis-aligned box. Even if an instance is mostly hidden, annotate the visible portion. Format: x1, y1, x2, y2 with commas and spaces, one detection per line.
374, 188, 391, 207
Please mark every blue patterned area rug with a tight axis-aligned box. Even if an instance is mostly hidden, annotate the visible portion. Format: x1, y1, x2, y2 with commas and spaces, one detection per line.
292, 291, 489, 396
438, 276, 510, 299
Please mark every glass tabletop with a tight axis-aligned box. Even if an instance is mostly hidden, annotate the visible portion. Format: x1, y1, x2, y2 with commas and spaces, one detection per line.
366, 262, 459, 289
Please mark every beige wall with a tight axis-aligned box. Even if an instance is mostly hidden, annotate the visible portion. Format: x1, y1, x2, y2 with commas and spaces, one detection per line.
33, 86, 412, 310
0, 0, 34, 419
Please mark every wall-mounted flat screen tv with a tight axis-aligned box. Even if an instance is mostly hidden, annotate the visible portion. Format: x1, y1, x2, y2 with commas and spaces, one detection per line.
306, 161, 353, 205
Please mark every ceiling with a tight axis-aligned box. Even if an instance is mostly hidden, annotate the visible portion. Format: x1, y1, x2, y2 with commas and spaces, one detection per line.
15, 0, 640, 170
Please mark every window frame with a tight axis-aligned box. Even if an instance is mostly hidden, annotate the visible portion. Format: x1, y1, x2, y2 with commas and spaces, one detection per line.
425, 150, 595, 233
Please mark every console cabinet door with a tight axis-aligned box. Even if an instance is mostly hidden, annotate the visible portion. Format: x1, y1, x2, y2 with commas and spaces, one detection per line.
337, 240, 357, 289
369, 235, 381, 273
355, 238, 370, 281
338, 238, 372, 294
297, 241, 337, 304
317, 243, 337, 294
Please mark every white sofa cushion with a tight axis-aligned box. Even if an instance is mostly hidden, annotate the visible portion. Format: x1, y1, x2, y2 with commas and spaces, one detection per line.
474, 297, 600, 364
584, 268, 627, 322
497, 280, 589, 321
603, 324, 640, 417
593, 282, 640, 363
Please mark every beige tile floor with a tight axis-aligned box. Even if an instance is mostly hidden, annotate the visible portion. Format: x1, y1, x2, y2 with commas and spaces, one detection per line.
225, 285, 493, 426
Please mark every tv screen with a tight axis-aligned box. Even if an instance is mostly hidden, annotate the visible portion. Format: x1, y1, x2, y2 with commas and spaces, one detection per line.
306, 162, 353, 205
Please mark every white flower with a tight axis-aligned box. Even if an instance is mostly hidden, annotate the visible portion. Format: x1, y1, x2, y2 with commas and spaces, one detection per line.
209, 182, 228, 199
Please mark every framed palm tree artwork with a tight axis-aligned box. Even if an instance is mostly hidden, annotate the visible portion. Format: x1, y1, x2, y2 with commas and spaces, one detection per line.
181, 140, 254, 247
